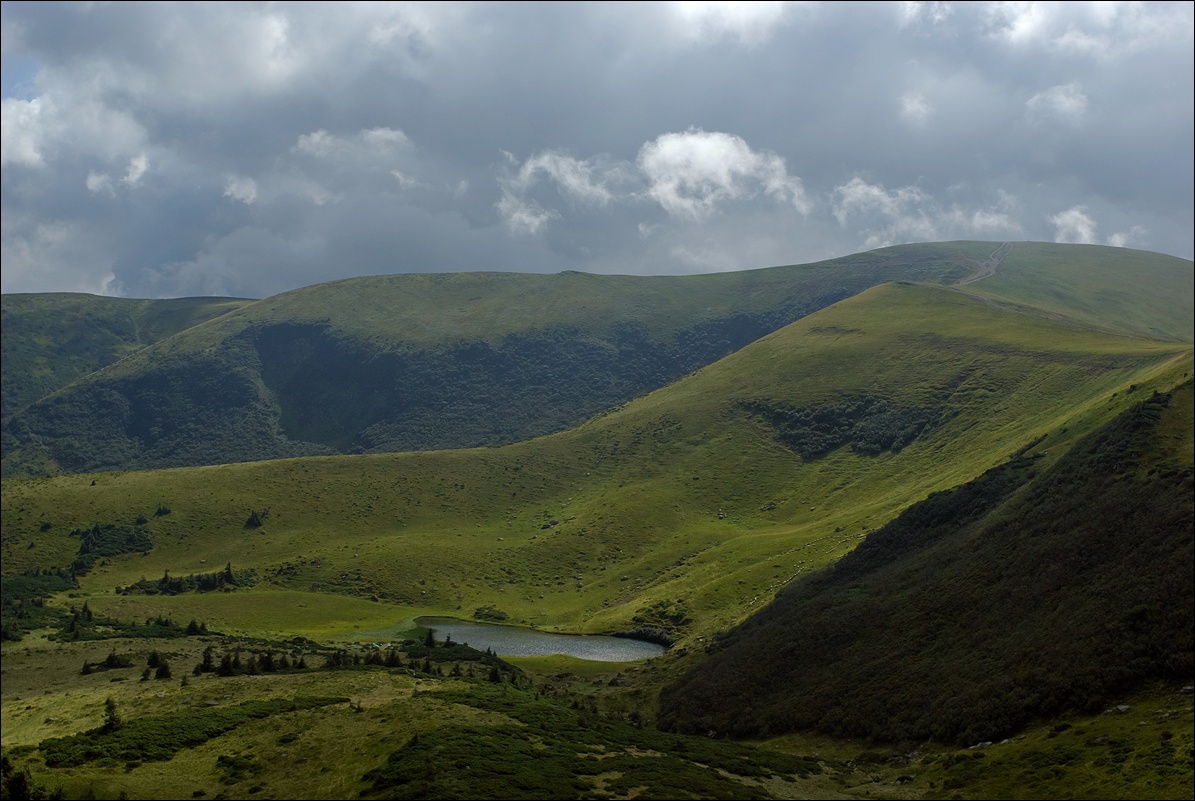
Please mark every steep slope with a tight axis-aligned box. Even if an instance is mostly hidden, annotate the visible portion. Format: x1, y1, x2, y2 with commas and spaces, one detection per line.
0, 244, 987, 475
0, 294, 251, 420
658, 382, 1194, 746
2, 282, 1187, 645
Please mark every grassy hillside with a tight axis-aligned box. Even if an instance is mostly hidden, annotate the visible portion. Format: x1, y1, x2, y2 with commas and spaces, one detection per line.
2, 283, 1187, 644
1, 244, 988, 475
658, 382, 1194, 746
0, 294, 252, 420
961, 242, 1194, 343
2, 254, 1192, 798
6, 242, 1189, 480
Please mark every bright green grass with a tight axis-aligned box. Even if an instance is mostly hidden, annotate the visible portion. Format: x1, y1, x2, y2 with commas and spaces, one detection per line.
3, 283, 1189, 649
964, 242, 1193, 343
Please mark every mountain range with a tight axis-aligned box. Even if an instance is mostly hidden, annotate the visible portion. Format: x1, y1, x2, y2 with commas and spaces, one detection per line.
1, 240, 1191, 800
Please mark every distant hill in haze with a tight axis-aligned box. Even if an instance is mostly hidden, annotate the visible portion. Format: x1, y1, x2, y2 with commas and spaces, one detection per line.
3, 241, 1190, 478
0, 242, 978, 475
0, 294, 252, 420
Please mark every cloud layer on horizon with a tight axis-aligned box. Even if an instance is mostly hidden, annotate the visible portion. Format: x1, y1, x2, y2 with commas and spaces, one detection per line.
2, 1, 1192, 299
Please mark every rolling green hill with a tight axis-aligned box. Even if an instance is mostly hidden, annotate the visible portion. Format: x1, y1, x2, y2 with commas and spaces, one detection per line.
2, 281, 1188, 642
5, 242, 1189, 479
1, 242, 1191, 799
0, 294, 252, 421
3, 243, 986, 476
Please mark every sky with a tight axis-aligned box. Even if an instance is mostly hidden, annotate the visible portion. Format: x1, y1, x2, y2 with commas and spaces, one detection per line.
1, 1, 1192, 300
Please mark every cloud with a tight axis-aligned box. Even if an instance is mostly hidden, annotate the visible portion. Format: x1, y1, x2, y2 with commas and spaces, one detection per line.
502, 150, 620, 207
496, 191, 559, 235
0, 216, 118, 296
0, 2, 1190, 297
670, 1, 795, 46
1106, 225, 1146, 249
390, 170, 427, 190
223, 176, 258, 205
86, 171, 114, 195
0, 97, 49, 166
899, 2, 953, 29
637, 129, 810, 220
1026, 83, 1087, 124
900, 91, 935, 126
1050, 205, 1098, 244
833, 177, 1022, 248
122, 153, 148, 186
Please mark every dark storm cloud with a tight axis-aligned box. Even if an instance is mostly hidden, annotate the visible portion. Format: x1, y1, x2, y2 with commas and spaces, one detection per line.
2, 1, 1192, 298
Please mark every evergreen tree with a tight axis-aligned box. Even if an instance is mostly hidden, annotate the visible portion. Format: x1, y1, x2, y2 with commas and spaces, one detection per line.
102, 697, 122, 732
155, 661, 172, 680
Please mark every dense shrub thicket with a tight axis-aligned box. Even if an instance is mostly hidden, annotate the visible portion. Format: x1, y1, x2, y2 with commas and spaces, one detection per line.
366, 684, 821, 800
0, 571, 74, 641
39, 696, 347, 768
659, 385, 1195, 745
741, 393, 952, 459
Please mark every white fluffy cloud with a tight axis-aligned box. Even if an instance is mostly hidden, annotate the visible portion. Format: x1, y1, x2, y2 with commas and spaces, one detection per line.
833, 177, 1022, 248
638, 129, 810, 219
223, 176, 258, 205
497, 130, 810, 235
1050, 206, 1098, 244
670, 1, 796, 46
0, 97, 49, 166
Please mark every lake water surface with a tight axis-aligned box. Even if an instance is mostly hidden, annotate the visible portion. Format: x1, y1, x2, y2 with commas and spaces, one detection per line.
415, 616, 665, 662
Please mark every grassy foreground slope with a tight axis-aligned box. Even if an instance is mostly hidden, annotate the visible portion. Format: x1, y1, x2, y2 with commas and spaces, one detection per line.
1, 243, 984, 475
658, 382, 1194, 746
2, 282, 1188, 646
0, 294, 251, 420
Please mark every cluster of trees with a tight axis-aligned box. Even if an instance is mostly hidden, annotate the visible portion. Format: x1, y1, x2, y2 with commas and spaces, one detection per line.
192, 645, 308, 678
0, 570, 74, 641
740, 393, 949, 460
117, 562, 250, 596
80, 649, 133, 675
661, 386, 1194, 745
1, 753, 61, 801
57, 603, 208, 642
69, 522, 153, 575
37, 696, 347, 770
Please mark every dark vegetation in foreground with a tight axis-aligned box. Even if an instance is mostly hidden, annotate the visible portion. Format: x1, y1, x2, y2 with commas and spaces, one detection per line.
660, 385, 1195, 746
363, 684, 822, 800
